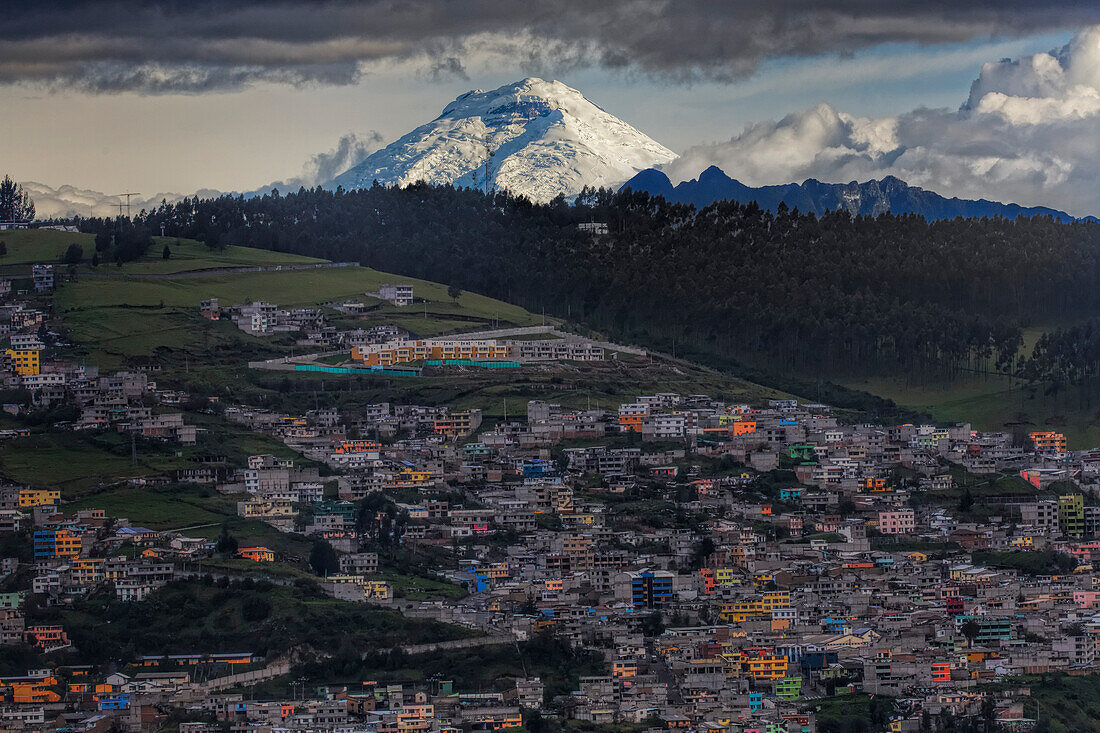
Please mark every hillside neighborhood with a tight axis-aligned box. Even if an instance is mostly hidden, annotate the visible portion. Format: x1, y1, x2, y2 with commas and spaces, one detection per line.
0, 249, 1097, 731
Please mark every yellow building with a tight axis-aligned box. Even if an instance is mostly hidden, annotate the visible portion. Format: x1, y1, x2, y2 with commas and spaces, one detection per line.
727, 652, 788, 681
752, 572, 773, 589
5, 349, 40, 376
719, 591, 791, 623
714, 568, 743, 587
19, 488, 59, 507
69, 558, 104, 585
387, 469, 434, 488
54, 529, 83, 559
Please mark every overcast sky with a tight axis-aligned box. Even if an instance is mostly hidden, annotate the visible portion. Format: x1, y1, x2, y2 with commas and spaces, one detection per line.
2, 2, 1098, 214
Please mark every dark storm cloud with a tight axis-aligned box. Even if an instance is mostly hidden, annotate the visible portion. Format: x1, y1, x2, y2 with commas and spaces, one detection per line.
4, 0, 1100, 93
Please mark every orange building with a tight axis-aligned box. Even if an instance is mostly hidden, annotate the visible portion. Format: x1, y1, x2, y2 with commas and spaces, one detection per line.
237, 547, 275, 562
860, 477, 888, 492
1, 674, 61, 704
1030, 431, 1067, 454
699, 568, 716, 595
54, 529, 83, 559
334, 440, 381, 454
434, 410, 482, 439
731, 421, 756, 436
618, 403, 647, 432
612, 660, 638, 678
24, 625, 70, 651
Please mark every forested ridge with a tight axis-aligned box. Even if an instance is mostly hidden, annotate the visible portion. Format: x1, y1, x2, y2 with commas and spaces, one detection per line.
95, 184, 1100, 395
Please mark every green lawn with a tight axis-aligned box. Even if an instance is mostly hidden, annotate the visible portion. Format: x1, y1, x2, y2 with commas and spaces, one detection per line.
58, 265, 540, 322
186, 519, 314, 564
118, 237, 326, 274
44, 580, 474, 664
0, 423, 302, 497
68, 486, 226, 529
843, 373, 1100, 450
0, 432, 189, 494
984, 675, 1100, 732
0, 229, 96, 265
376, 571, 467, 601
52, 264, 544, 373
0, 229, 323, 273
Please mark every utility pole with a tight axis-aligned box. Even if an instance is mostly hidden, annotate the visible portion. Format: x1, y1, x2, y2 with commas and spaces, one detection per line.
130, 429, 137, 467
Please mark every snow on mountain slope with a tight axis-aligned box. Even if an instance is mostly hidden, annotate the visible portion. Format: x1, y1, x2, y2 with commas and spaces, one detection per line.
329, 78, 677, 201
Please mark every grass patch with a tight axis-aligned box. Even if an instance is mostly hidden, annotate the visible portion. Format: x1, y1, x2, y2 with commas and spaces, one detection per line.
0, 230, 322, 273
53, 264, 545, 374
0, 431, 189, 494
39, 580, 474, 664
375, 571, 467, 601
0, 421, 304, 497
811, 693, 895, 733
972, 549, 1077, 576
0, 229, 96, 266
985, 674, 1100, 733
68, 486, 225, 529
842, 373, 1100, 450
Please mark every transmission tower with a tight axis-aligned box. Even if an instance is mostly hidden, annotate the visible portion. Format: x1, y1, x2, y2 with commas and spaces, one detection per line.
113, 192, 140, 219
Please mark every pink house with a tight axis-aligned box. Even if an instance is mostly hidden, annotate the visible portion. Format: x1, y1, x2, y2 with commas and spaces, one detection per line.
878, 509, 915, 535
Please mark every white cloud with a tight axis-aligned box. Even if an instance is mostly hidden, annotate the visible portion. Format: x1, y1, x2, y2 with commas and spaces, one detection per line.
663, 25, 1100, 216
23, 130, 382, 218
252, 131, 383, 194
20, 182, 196, 220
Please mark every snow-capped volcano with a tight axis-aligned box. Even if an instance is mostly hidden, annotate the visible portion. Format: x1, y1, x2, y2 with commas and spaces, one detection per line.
329, 77, 677, 201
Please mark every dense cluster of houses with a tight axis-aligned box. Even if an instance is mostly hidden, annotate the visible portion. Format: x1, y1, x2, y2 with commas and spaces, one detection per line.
3, 267, 1099, 731
0, 391, 1073, 731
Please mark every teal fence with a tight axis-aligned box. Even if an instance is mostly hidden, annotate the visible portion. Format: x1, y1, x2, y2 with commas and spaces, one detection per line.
294, 364, 421, 377
423, 359, 522, 368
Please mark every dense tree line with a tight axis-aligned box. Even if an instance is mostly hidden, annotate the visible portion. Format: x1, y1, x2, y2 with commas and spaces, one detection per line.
78, 217, 155, 264
0, 175, 34, 223
1021, 320, 1100, 393
99, 184, 1100, 386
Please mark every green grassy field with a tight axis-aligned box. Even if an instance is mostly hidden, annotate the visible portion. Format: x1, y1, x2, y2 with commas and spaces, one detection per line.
0, 432, 190, 493
59, 265, 540, 320
118, 237, 326, 274
45, 580, 476, 664
68, 485, 227, 529
983, 675, 1100, 733
842, 373, 1100, 449
0, 229, 323, 273
0, 421, 300, 496
53, 263, 545, 371
0, 229, 96, 265
376, 570, 467, 601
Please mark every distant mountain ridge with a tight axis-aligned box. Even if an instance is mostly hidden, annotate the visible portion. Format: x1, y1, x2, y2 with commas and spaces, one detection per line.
620, 166, 1081, 222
